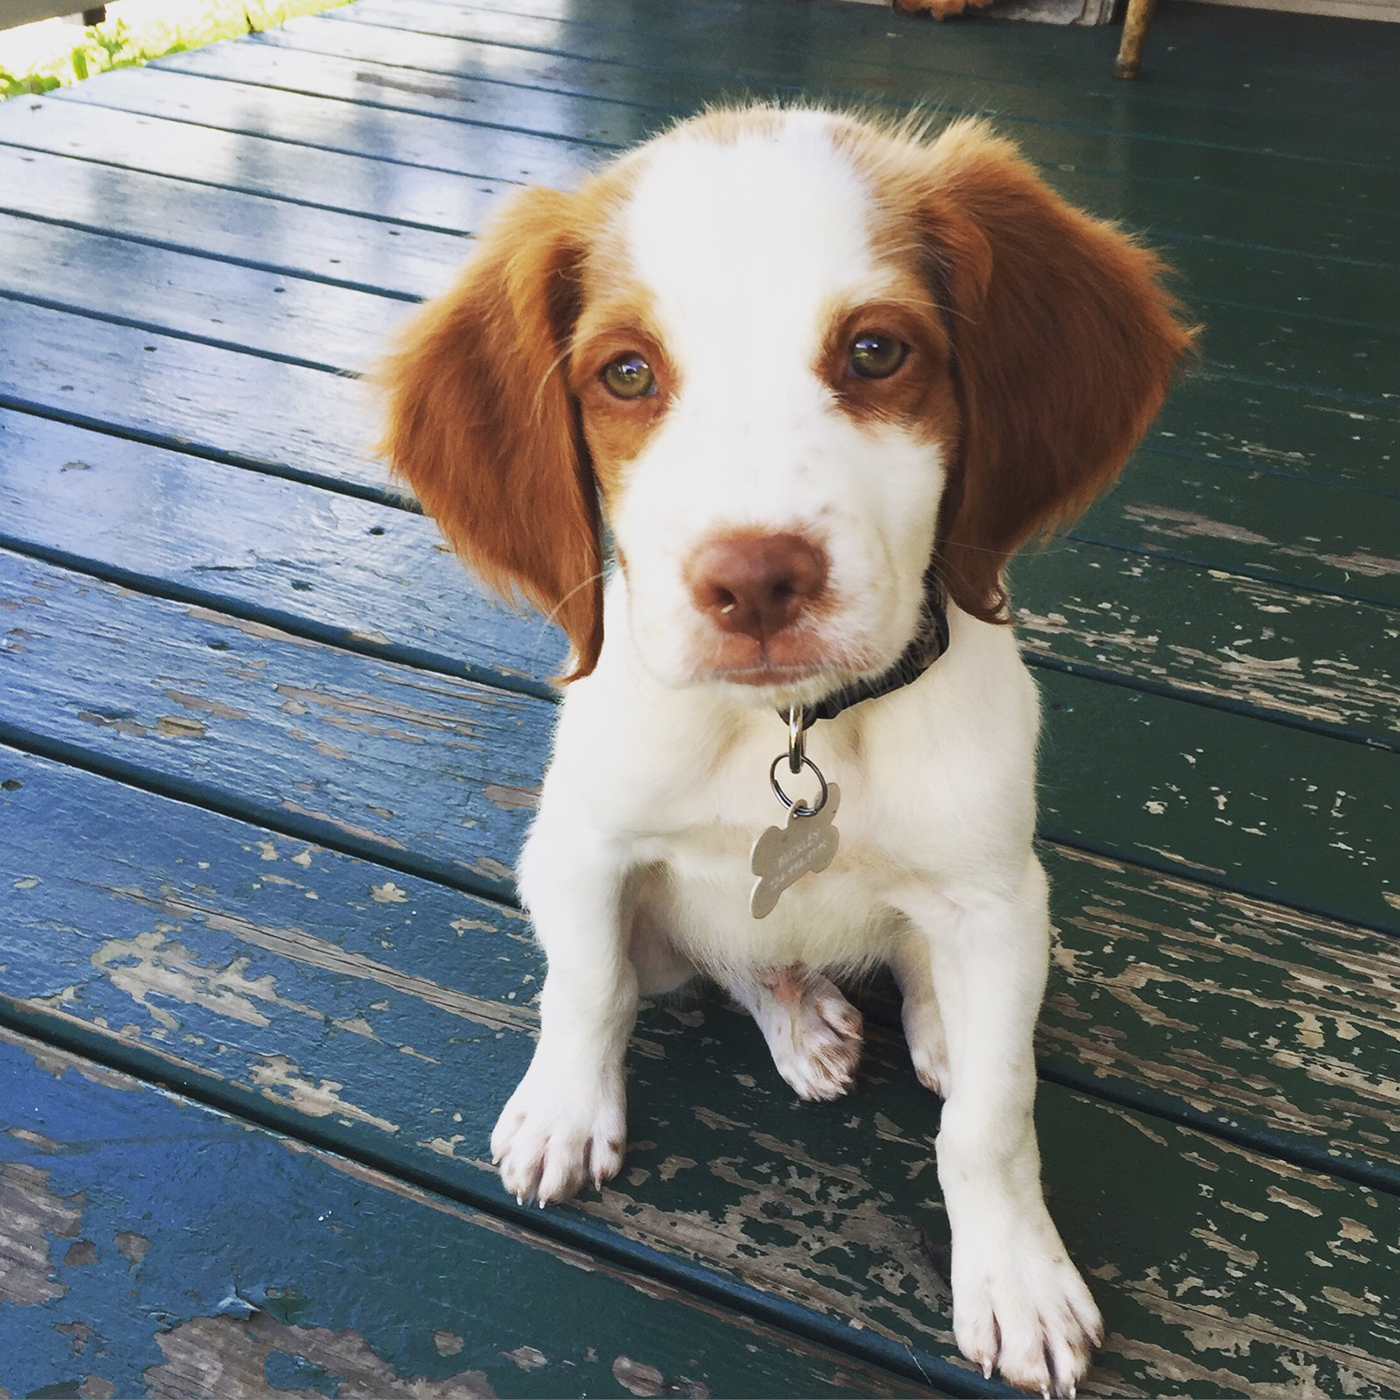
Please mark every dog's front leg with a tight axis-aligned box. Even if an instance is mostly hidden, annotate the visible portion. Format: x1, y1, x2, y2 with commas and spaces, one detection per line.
898, 856, 1101, 1397
491, 817, 637, 1205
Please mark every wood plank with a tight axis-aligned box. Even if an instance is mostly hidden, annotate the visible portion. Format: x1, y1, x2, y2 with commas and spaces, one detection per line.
313, 0, 1400, 204
1, 410, 1393, 749
4, 750, 1400, 1395
258, 12, 1400, 210
1009, 542, 1400, 749
0, 410, 560, 696
0, 211, 411, 371
387, 0, 1400, 93
120, 42, 1400, 326
0, 1026, 932, 1400
43, 64, 1400, 362
0, 98, 513, 231
0, 548, 1394, 935
0, 550, 542, 903
0, 302, 382, 495
0, 147, 467, 301
47, 68, 602, 188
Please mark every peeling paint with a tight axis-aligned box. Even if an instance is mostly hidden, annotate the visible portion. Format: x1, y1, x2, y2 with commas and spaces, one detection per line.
144, 1313, 498, 1398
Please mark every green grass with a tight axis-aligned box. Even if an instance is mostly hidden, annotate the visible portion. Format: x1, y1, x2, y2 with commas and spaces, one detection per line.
0, 0, 350, 101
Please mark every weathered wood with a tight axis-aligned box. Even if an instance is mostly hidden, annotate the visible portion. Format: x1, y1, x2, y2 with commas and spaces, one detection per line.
1, 411, 1394, 748
0, 98, 513, 232
4, 750, 1400, 1396
0, 301, 382, 496
0, 1027, 935, 1400
0, 211, 413, 372
0, 148, 468, 301
1010, 542, 1400, 748
34, 71, 1400, 407
1, 548, 1395, 938
0, 410, 560, 696
149, 44, 1400, 323
0, 552, 544, 902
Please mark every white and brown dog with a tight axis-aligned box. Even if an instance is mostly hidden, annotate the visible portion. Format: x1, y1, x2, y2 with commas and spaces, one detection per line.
382, 105, 1192, 1396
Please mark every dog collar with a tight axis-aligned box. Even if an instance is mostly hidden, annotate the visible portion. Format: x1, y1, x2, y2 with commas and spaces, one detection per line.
783, 569, 951, 731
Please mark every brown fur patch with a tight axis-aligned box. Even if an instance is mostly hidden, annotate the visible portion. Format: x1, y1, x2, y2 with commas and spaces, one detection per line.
837, 113, 1196, 621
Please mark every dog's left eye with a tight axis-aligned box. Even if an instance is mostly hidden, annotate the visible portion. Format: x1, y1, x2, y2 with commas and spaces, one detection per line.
602, 354, 656, 400
848, 333, 907, 380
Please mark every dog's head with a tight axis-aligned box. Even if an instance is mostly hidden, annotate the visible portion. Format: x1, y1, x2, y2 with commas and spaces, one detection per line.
380, 106, 1194, 698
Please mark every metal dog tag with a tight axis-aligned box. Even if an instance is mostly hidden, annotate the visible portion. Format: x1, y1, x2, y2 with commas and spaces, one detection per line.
750, 782, 840, 919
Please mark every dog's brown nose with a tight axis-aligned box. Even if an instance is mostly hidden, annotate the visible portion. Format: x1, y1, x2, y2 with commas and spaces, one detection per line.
686, 532, 829, 640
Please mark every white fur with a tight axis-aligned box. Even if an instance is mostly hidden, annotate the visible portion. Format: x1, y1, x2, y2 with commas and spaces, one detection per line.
487, 110, 1102, 1396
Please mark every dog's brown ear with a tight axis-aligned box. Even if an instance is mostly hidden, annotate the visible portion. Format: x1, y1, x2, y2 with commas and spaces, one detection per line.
919, 120, 1196, 622
378, 187, 603, 681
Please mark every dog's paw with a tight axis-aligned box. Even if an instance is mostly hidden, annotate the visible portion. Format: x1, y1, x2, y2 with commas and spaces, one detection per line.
902, 996, 950, 1097
952, 1230, 1102, 1396
748, 970, 864, 1101
490, 1067, 626, 1205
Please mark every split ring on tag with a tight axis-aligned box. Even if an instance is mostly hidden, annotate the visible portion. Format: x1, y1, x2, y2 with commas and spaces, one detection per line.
751, 707, 841, 919
768, 753, 829, 818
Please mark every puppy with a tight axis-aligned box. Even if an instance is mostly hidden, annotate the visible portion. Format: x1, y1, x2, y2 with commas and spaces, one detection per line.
381, 105, 1192, 1395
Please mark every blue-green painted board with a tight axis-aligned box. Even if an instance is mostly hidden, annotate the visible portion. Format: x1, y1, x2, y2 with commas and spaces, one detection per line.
252, 14, 1400, 259
0, 301, 381, 495
0, 1027, 937, 1400
0, 147, 468, 301
1, 548, 1395, 934
314, 0, 1400, 211
161, 12, 1394, 173
0, 410, 564, 695
0, 98, 514, 232
3, 410, 1396, 749
3, 751, 1400, 1397
0, 211, 411, 372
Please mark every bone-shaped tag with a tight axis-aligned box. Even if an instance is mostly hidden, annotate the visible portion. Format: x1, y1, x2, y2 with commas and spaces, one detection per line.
749, 783, 841, 919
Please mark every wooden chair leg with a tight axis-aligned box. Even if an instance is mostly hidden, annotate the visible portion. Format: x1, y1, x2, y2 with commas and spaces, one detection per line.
1115, 0, 1158, 79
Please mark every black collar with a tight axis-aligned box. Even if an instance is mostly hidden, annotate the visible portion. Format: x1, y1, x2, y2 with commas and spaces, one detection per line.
784, 565, 950, 730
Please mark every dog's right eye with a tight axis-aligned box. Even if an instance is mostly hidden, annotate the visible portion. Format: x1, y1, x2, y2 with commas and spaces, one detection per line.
602, 354, 656, 400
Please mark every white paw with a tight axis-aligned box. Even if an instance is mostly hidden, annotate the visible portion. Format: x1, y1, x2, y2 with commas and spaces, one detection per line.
902, 996, 950, 1096
749, 971, 863, 1101
952, 1230, 1102, 1396
490, 1065, 626, 1205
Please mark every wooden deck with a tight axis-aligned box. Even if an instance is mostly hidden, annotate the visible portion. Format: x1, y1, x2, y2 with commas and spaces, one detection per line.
1, 1, 1398, 1394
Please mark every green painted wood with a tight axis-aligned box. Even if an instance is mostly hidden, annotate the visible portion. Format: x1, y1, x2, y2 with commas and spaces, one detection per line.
4, 750, 1400, 1396
0, 147, 468, 301
370, 0, 1400, 97
0, 410, 563, 696
249, 16, 1400, 261
0, 551, 547, 903
138, 41, 1400, 332
154, 20, 1400, 190
0, 1026, 935, 1400
1037, 843, 1400, 1183
0, 98, 513, 232
0, 211, 412, 372
5, 297, 1396, 608
0, 547, 1394, 939
36, 71, 1400, 409
317, 0, 1400, 211
1009, 542, 1400, 749
0, 302, 382, 496
1037, 670, 1398, 931
50, 62, 603, 189
1, 411, 1393, 750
